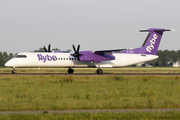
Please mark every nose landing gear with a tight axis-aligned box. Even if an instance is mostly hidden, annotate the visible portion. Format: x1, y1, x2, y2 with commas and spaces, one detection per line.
12, 68, 16, 74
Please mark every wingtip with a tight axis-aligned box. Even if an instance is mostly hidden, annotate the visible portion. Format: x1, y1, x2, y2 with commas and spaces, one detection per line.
170, 29, 176, 31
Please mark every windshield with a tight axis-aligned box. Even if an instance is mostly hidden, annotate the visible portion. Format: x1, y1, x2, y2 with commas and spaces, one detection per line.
15, 55, 27, 58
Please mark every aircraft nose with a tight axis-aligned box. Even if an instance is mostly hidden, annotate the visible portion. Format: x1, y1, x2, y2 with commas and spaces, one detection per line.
5, 61, 10, 67
5, 60, 14, 67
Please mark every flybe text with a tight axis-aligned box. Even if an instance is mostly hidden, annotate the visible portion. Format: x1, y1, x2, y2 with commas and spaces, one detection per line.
146, 34, 158, 53
37, 54, 57, 63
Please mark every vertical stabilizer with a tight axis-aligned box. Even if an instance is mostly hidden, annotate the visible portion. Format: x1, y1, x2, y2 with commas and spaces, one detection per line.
122, 28, 173, 55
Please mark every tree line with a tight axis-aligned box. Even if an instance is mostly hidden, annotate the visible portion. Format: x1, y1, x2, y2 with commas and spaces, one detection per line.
0, 50, 180, 67
153, 50, 180, 66
0, 52, 14, 67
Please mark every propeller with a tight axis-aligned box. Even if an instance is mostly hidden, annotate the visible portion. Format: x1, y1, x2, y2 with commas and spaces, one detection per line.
44, 44, 51, 52
72, 44, 81, 57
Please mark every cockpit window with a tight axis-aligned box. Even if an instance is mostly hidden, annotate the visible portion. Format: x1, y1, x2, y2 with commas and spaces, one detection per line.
15, 55, 27, 58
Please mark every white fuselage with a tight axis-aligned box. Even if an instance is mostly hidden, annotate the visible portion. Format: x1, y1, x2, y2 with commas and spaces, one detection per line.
5, 52, 158, 68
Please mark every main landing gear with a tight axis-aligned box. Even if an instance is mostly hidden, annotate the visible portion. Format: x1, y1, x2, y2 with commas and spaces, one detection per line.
96, 69, 103, 74
96, 63, 103, 74
68, 68, 74, 74
67, 68, 103, 74
12, 68, 16, 74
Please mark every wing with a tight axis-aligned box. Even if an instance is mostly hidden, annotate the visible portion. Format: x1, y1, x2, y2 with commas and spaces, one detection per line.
93, 49, 126, 53
79, 49, 126, 63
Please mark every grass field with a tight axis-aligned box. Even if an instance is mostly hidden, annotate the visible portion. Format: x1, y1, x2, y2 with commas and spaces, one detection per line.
1, 67, 180, 73
0, 75, 180, 111
1, 67, 180, 119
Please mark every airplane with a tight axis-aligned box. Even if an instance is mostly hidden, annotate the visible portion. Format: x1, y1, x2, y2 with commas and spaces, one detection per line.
5, 28, 174, 74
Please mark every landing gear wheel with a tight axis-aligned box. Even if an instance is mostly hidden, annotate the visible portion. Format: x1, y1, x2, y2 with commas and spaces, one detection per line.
96, 69, 103, 74
12, 70, 16, 74
68, 68, 74, 74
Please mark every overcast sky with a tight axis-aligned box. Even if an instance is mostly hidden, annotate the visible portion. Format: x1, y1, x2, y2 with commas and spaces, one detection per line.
0, 0, 179, 54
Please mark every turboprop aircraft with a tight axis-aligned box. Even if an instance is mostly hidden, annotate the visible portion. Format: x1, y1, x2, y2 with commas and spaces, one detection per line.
5, 28, 174, 74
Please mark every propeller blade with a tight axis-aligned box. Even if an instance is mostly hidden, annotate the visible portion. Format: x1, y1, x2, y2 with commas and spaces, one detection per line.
48, 44, 51, 52
72, 44, 77, 53
44, 46, 48, 52
77, 44, 80, 53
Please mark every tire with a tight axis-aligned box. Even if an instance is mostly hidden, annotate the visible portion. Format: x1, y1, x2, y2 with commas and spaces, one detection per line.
68, 68, 74, 74
12, 70, 16, 74
96, 69, 103, 74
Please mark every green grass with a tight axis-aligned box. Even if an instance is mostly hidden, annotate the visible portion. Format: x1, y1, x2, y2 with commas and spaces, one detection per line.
0, 111, 180, 120
0, 75, 180, 111
1, 67, 180, 73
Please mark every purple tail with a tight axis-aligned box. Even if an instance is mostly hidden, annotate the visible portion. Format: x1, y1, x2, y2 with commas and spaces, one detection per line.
122, 28, 173, 55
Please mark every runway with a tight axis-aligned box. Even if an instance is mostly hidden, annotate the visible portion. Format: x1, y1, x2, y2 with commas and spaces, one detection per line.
0, 109, 180, 114
1, 73, 180, 76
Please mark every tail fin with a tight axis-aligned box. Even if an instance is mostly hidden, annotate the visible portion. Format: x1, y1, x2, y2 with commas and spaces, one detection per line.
122, 28, 174, 55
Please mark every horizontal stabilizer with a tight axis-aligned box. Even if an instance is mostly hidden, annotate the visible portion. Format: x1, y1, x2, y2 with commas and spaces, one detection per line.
140, 29, 176, 32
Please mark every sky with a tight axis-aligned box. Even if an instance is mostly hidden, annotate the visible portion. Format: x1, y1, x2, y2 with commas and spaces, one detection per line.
0, 0, 180, 54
